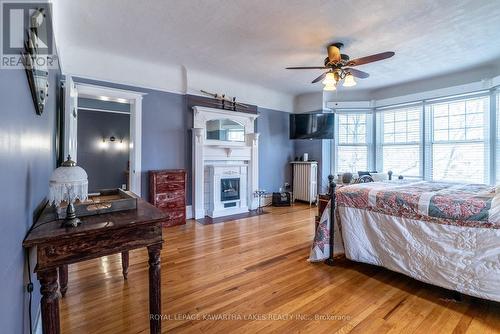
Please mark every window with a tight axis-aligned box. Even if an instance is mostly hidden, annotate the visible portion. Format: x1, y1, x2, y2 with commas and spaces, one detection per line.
335, 112, 372, 173
330, 91, 499, 185
427, 95, 489, 183
497, 92, 500, 184
377, 105, 422, 177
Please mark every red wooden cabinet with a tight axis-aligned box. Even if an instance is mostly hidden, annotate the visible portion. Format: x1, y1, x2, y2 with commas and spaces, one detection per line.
149, 169, 187, 227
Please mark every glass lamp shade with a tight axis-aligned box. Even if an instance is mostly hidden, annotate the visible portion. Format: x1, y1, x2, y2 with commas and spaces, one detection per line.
321, 72, 336, 86
343, 73, 357, 87
323, 82, 337, 91
48, 157, 88, 206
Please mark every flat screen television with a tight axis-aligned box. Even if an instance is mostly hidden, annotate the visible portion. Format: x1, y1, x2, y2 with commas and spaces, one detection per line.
289, 113, 334, 139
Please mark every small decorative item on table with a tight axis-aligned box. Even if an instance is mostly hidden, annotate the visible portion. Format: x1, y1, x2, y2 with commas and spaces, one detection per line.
55, 188, 138, 220
48, 155, 88, 228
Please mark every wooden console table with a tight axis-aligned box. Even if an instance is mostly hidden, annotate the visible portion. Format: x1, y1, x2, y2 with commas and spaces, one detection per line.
23, 199, 167, 334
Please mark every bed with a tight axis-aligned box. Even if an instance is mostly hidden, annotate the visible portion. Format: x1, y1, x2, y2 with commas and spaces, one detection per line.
310, 179, 500, 302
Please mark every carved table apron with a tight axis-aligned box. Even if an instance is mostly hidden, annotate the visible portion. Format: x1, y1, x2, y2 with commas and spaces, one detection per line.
23, 199, 166, 334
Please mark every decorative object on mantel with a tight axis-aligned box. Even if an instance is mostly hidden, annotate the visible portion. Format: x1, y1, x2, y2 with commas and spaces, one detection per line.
200, 90, 249, 111
22, 7, 50, 115
48, 155, 88, 227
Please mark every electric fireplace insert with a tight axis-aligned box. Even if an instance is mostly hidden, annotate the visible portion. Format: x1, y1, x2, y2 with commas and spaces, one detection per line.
221, 178, 240, 202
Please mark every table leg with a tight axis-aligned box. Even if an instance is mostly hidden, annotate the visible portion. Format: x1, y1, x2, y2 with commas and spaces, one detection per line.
148, 244, 162, 334
58, 265, 68, 297
121, 251, 129, 279
38, 268, 60, 334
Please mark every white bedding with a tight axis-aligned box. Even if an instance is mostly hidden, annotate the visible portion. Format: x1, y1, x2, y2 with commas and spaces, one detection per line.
339, 206, 500, 302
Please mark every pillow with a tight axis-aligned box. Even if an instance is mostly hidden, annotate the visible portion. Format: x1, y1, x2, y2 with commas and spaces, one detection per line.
371, 172, 388, 182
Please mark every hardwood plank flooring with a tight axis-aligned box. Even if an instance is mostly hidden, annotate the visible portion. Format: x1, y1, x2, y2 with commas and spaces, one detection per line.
60, 204, 500, 333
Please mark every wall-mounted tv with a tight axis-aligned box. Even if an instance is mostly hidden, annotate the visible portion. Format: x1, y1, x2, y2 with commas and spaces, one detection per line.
289, 113, 334, 139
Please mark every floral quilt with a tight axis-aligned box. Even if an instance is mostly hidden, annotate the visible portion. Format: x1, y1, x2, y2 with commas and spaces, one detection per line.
336, 181, 499, 229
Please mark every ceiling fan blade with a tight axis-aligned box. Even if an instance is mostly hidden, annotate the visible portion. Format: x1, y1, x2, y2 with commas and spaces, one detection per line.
311, 72, 328, 83
347, 51, 395, 66
345, 68, 369, 79
327, 45, 341, 63
286, 66, 328, 70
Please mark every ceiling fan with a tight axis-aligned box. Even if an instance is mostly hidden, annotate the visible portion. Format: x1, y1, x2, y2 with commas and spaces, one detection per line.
286, 42, 395, 91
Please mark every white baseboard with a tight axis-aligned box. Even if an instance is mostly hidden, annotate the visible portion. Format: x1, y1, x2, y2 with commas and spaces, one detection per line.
186, 205, 193, 219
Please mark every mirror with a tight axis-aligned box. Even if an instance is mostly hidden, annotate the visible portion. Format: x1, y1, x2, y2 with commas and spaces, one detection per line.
206, 119, 245, 142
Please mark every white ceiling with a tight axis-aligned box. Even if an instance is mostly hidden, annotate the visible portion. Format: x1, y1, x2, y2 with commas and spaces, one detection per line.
53, 0, 500, 96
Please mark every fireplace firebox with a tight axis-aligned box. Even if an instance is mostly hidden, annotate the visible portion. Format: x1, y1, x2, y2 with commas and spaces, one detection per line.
221, 178, 240, 202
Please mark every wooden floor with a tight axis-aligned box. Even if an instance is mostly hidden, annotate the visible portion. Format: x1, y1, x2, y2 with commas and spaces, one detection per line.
60, 204, 500, 333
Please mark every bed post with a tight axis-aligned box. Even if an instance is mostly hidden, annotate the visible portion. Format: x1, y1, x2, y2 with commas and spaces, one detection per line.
325, 174, 336, 266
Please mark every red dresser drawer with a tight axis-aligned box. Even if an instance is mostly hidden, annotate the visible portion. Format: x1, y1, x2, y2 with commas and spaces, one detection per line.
157, 173, 185, 183
156, 190, 185, 206
160, 209, 185, 227
156, 182, 184, 193
157, 199, 185, 210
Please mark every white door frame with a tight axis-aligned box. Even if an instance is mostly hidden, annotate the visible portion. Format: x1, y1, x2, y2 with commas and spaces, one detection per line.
63, 76, 146, 197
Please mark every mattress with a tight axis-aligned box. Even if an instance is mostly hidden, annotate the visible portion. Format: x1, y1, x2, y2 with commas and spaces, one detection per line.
309, 181, 500, 302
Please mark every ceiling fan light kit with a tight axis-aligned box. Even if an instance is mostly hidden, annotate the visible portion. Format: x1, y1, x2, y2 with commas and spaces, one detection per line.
322, 72, 336, 86
343, 73, 357, 87
323, 83, 337, 91
286, 42, 395, 92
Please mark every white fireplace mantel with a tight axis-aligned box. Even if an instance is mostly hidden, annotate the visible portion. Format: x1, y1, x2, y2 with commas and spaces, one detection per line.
192, 106, 259, 219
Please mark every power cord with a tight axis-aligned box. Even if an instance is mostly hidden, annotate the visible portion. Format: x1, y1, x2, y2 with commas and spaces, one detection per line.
25, 248, 34, 334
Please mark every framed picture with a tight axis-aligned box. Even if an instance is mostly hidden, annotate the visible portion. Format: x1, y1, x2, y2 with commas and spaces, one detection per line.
22, 10, 50, 115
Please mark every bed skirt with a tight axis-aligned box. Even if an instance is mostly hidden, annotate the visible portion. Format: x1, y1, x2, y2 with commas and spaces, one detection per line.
338, 206, 500, 302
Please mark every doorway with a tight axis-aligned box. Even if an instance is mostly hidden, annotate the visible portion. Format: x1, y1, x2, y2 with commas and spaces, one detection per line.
63, 77, 145, 196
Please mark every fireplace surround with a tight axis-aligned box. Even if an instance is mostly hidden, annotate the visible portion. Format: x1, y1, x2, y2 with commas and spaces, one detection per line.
192, 106, 259, 219
204, 164, 248, 217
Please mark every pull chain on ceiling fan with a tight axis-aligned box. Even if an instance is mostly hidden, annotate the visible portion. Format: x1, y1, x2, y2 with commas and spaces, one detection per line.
286, 42, 395, 91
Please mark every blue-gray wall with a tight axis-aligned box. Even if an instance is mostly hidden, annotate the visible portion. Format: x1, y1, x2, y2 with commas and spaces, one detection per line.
77, 109, 130, 192
0, 66, 60, 332
257, 107, 294, 192
294, 139, 332, 193
72, 77, 296, 202
72, 77, 190, 203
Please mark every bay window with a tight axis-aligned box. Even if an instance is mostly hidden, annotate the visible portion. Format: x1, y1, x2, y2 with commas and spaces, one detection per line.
335, 111, 373, 173
376, 105, 422, 177
497, 92, 500, 184
331, 90, 498, 185
427, 95, 489, 184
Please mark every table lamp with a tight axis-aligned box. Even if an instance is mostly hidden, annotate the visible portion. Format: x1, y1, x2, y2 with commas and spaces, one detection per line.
48, 155, 88, 227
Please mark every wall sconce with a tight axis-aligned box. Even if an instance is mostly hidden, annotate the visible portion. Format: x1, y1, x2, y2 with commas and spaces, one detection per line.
98, 136, 126, 151
116, 139, 126, 151
98, 138, 109, 149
